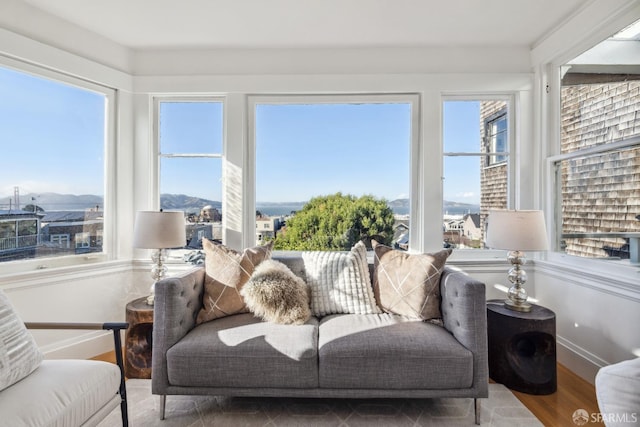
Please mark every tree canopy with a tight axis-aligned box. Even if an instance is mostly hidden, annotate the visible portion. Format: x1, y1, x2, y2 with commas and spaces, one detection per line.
273, 193, 395, 251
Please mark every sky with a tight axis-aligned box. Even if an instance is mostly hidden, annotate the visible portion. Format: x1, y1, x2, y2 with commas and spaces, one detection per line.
0, 66, 105, 201
1, 64, 484, 208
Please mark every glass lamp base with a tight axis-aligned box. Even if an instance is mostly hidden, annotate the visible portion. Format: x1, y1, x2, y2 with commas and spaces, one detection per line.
504, 298, 532, 312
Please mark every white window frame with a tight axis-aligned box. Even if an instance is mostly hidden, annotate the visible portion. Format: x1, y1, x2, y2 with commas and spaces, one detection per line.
541, 41, 640, 279
484, 110, 508, 166
547, 135, 640, 264
441, 94, 517, 259
246, 93, 421, 251
50, 234, 70, 249
0, 56, 116, 274
152, 96, 226, 254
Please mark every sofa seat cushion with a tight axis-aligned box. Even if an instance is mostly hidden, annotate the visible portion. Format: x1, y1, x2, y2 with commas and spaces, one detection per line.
0, 359, 121, 427
318, 314, 473, 389
167, 313, 319, 388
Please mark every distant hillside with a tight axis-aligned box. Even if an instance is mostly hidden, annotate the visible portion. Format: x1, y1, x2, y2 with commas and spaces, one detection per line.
160, 194, 221, 212
0, 192, 104, 211
389, 198, 479, 214
0, 192, 221, 212
1, 193, 478, 215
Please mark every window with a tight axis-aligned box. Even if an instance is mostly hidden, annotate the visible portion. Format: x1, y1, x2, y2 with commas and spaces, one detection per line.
251, 95, 415, 251
0, 62, 113, 266
156, 99, 224, 251
553, 78, 640, 261
484, 110, 508, 165
75, 232, 90, 248
443, 99, 511, 249
50, 234, 70, 249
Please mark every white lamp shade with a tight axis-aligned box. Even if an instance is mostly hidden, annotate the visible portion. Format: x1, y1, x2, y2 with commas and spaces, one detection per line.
133, 211, 186, 249
486, 210, 549, 251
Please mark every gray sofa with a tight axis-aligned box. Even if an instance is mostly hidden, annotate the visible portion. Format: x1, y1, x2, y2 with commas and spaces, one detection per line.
151, 252, 488, 424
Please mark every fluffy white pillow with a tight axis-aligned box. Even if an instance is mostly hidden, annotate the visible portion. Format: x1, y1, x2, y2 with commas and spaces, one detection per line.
241, 259, 311, 325
0, 289, 43, 392
302, 241, 381, 316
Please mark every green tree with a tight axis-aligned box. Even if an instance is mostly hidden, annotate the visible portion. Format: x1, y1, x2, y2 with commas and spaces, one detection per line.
274, 193, 395, 251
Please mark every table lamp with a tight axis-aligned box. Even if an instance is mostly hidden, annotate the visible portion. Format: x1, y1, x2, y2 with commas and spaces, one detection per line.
133, 210, 186, 305
485, 210, 549, 312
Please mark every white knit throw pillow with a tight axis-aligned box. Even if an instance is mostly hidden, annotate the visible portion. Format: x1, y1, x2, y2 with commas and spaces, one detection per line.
302, 241, 381, 316
0, 289, 43, 392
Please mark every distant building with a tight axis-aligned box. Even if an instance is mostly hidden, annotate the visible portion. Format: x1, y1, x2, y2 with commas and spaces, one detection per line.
256, 216, 281, 244
0, 210, 41, 261
200, 205, 221, 222
393, 221, 409, 250
443, 218, 464, 232
463, 213, 481, 240
40, 209, 103, 256
186, 222, 221, 248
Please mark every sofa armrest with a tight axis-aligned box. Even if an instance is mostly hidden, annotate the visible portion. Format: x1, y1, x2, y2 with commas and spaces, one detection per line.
151, 266, 205, 394
440, 266, 488, 396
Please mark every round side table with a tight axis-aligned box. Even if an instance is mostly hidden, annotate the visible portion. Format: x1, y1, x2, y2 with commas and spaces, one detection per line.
487, 299, 557, 395
125, 296, 154, 379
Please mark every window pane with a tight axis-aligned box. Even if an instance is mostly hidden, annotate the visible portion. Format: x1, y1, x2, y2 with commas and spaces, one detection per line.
557, 146, 640, 259
443, 100, 509, 249
0, 66, 106, 262
443, 157, 482, 249
443, 101, 480, 152
255, 102, 411, 251
559, 78, 640, 260
157, 99, 225, 252
159, 101, 223, 154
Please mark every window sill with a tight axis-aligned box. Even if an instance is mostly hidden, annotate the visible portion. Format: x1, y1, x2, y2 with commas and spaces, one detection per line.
0, 259, 132, 290
536, 252, 640, 298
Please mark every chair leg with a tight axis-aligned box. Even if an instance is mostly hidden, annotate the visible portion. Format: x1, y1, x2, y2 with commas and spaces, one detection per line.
474, 398, 481, 425
159, 395, 166, 420
110, 328, 128, 427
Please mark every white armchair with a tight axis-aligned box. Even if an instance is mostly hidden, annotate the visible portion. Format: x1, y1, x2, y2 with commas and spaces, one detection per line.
595, 357, 640, 427
0, 290, 128, 427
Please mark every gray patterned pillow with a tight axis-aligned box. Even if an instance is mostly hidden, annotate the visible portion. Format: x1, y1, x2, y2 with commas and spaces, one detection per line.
302, 241, 381, 316
0, 289, 43, 392
372, 240, 452, 320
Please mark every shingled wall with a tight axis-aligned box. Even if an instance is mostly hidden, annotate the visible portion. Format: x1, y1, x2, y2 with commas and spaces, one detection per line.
560, 80, 640, 258
480, 100, 508, 242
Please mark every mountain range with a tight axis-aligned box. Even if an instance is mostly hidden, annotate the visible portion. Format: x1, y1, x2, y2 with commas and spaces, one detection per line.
1, 193, 478, 214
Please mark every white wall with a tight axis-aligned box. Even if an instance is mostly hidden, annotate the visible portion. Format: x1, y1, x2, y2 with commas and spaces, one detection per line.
531, 0, 640, 384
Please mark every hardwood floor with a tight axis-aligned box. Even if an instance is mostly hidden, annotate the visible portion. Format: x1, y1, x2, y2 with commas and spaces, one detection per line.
93, 351, 602, 426
510, 363, 604, 427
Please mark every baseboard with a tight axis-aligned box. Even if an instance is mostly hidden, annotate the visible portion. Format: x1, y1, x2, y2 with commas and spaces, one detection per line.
557, 335, 608, 385
39, 330, 121, 360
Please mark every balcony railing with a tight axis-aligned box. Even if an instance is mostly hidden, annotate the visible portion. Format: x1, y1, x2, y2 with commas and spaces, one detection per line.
561, 232, 640, 264
0, 234, 39, 252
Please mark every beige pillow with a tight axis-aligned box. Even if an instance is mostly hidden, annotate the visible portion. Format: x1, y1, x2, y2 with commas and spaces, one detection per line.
372, 240, 452, 320
196, 239, 273, 324
241, 259, 311, 325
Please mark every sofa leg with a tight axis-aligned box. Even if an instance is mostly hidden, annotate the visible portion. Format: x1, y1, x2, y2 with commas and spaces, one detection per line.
474, 398, 481, 425
159, 395, 166, 420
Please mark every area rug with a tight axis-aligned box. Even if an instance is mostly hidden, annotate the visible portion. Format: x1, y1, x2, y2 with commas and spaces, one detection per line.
98, 380, 542, 427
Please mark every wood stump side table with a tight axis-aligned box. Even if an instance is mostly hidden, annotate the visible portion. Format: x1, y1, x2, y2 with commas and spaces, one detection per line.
125, 297, 154, 379
487, 299, 557, 395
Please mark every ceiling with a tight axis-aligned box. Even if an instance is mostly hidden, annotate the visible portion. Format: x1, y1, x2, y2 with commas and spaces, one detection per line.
19, 0, 590, 50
